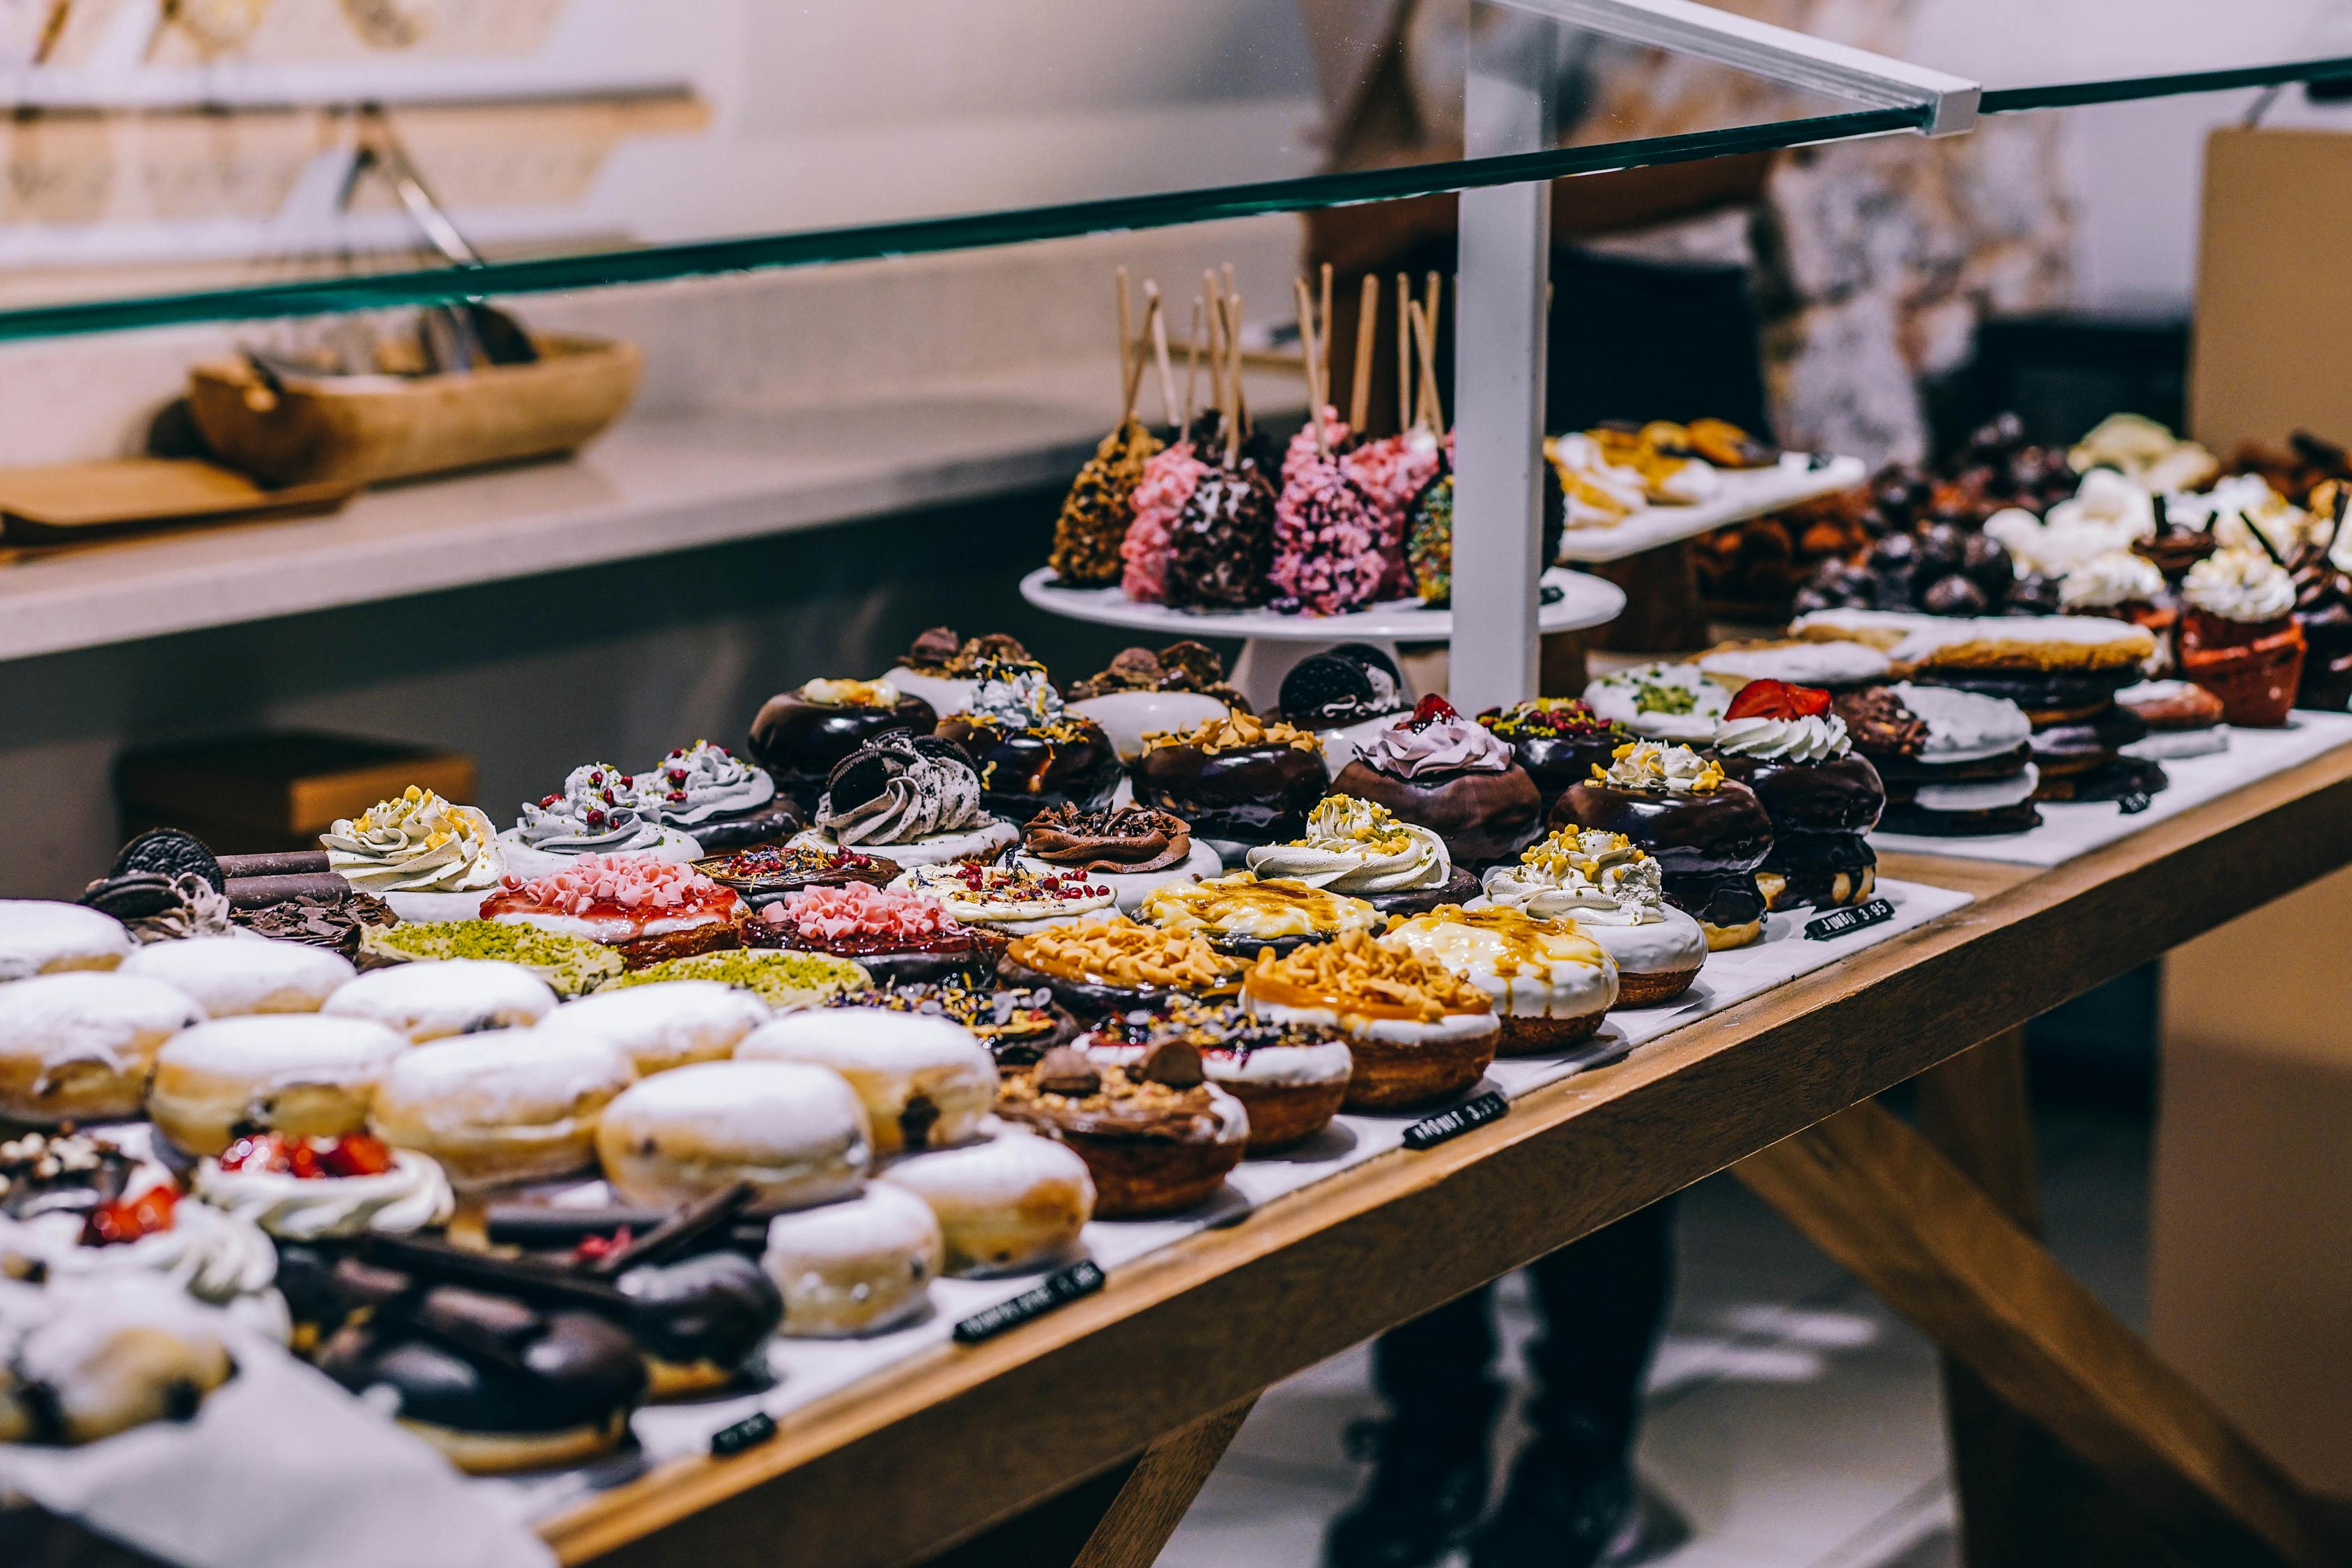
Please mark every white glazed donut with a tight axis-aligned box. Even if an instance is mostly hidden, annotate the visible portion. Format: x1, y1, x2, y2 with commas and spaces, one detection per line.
121, 937, 355, 1017
371, 1030, 636, 1191
148, 1014, 411, 1155
322, 958, 558, 1043
760, 1184, 944, 1336
0, 900, 134, 983
594, 1059, 870, 1210
876, 1128, 1095, 1276
0, 972, 201, 1125
0, 1278, 236, 1445
1382, 909, 1618, 1052
531, 981, 771, 1076
1567, 907, 1708, 1004
735, 1009, 995, 1157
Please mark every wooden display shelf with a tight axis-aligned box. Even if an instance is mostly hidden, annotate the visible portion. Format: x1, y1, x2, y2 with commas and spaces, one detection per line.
536, 741, 2352, 1568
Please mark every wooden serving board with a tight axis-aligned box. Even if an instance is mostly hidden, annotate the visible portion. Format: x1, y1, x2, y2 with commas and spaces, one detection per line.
0, 456, 355, 542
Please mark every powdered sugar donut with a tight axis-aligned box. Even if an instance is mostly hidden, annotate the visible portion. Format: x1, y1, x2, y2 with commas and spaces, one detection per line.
148, 1014, 410, 1155
0, 972, 201, 1125
371, 1030, 636, 1190
0, 900, 133, 982
735, 1009, 994, 1156
760, 1184, 944, 1336
322, 958, 558, 1043
876, 1128, 1094, 1275
532, 981, 770, 1076
121, 937, 355, 1017
594, 1059, 870, 1210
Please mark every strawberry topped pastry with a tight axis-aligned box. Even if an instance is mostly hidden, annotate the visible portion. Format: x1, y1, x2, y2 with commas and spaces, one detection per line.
481, 852, 748, 967
1329, 695, 1544, 866
746, 879, 1004, 985
194, 1131, 454, 1242
1705, 681, 1884, 912
893, 860, 1119, 935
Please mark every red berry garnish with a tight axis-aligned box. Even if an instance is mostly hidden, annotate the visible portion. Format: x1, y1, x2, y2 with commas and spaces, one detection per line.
84, 1186, 176, 1245
669, 790, 687, 804
575, 1229, 631, 1266
1405, 693, 1459, 729
587, 771, 604, 785
219, 1133, 286, 1174
319, 1134, 394, 1178
1723, 679, 1834, 721
668, 769, 687, 785
539, 793, 562, 808
586, 809, 607, 827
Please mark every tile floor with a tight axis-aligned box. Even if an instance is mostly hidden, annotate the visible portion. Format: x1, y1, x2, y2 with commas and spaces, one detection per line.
1162, 1106, 2150, 1568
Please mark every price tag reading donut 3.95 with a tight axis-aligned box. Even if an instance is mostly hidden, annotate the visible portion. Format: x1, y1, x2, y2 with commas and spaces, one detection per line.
1804, 898, 1896, 941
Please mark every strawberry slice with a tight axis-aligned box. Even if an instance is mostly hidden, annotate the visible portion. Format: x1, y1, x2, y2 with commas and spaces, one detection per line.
1723, 679, 1834, 721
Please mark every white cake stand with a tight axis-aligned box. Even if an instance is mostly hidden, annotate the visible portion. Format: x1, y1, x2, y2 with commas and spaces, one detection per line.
1018, 566, 1625, 710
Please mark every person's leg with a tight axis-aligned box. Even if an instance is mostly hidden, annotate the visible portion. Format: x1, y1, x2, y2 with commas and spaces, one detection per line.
1324, 1283, 1506, 1568
1470, 1197, 1680, 1568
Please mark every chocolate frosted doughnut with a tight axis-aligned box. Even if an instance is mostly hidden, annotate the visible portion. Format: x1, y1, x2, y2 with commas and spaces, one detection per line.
750, 681, 939, 812
1132, 717, 1328, 848
1329, 760, 1542, 868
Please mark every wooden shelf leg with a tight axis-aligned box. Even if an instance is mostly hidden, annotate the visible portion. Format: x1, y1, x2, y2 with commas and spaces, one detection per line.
1734, 1096, 2344, 1568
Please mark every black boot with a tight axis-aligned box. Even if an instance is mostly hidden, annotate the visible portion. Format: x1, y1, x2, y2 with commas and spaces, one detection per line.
1323, 1408, 1494, 1568
1466, 1414, 1642, 1568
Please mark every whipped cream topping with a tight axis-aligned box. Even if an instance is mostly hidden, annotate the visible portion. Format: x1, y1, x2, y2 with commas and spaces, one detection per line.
2058, 550, 2164, 609
322, 786, 502, 893
194, 1149, 454, 1241
638, 740, 776, 828
1359, 707, 1513, 778
799, 677, 903, 709
1245, 795, 1452, 895
1597, 741, 1723, 794
1711, 712, 1850, 762
513, 763, 669, 856
1583, 663, 1728, 742
2183, 546, 2296, 624
1479, 828, 1665, 926
2069, 414, 2217, 493
2172, 475, 2314, 559
0, 1192, 282, 1331
964, 660, 1063, 730
817, 735, 987, 846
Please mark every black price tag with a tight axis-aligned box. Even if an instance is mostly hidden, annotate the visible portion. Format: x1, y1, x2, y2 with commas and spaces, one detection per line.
1404, 1091, 1509, 1150
710, 1411, 778, 1457
953, 1261, 1107, 1345
2116, 790, 2153, 815
1804, 898, 1896, 941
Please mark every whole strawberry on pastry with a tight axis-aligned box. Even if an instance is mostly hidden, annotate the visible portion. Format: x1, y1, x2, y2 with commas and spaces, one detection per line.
479, 852, 748, 968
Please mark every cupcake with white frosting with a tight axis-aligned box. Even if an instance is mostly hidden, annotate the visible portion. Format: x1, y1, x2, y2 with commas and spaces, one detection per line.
636, 741, 801, 852
320, 785, 505, 922
2178, 546, 2306, 727
1244, 794, 1477, 915
1705, 681, 1884, 913
1477, 829, 1707, 1005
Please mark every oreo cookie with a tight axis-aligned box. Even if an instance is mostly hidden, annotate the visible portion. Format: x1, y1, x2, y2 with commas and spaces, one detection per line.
105, 827, 226, 892
1277, 644, 1405, 726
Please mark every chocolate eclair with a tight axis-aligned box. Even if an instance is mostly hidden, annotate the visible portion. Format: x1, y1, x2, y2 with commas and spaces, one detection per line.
1551, 741, 1774, 949
1132, 712, 1329, 848
1330, 695, 1544, 867
824, 978, 1082, 1069
749, 677, 939, 813
996, 1043, 1250, 1217
1477, 699, 1631, 815
933, 659, 1122, 824
1705, 681, 1884, 912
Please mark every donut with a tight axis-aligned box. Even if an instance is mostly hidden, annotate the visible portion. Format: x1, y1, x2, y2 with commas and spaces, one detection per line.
148, 1015, 411, 1155
0, 972, 202, 1125
120, 936, 355, 1016
370, 1031, 636, 1191
321, 958, 558, 1043
735, 1009, 995, 1156
0, 900, 134, 982
1, 1279, 236, 1445
532, 981, 771, 1076
608, 1251, 784, 1396
594, 1059, 870, 1210
760, 1184, 944, 1336
876, 1128, 1096, 1275
1381, 907, 1619, 1054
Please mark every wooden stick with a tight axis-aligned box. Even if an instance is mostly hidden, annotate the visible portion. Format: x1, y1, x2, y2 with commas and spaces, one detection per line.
1146, 282, 1179, 430
1318, 261, 1335, 409
1224, 291, 1248, 461
1397, 273, 1413, 436
1180, 297, 1204, 445
1410, 298, 1444, 433
1120, 293, 1159, 425
1116, 267, 1135, 408
1294, 278, 1330, 459
1351, 272, 1379, 434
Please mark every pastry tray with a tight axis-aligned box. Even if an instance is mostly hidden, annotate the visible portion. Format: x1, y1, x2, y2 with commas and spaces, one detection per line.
1552, 453, 1868, 564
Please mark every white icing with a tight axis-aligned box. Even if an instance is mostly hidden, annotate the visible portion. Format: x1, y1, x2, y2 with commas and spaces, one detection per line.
787, 821, 1019, 869
2125, 729, 2229, 761
372, 1029, 636, 1136
0, 972, 200, 1073
892, 865, 1118, 925
876, 1128, 1096, 1275
1583, 663, 1727, 742
8, 1277, 239, 1420
760, 1185, 944, 1335
1246, 994, 1501, 1050
0, 1201, 285, 1340
120, 938, 354, 1017
1381, 916, 1619, 1021
1599, 740, 1723, 794
1889, 683, 2034, 764
1913, 762, 2041, 813
2057, 551, 2163, 610
1697, 642, 1891, 688
1085, 1036, 1355, 1087
737, 1010, 997, 1128
1479, 829, 1667, 928
155, 1013, 408, 1086
0, 901, 133, 981
2183, 547, 2295, 624
2070, 414, 2217, 493
1245, 796, 1452, 896
597, 1059, 870, 1172
636, 740, 778, 829
882, 666, 978, 716
321, 958, 558, 1042
534, 982, 771, 1075
1570, 905, 1708, 983
1711, 713, 1850, 762
194, 1149, 455, 1240
1313, 711, 1407, 777
1069, 691, 1230, 761
2172, 474, 2314, 558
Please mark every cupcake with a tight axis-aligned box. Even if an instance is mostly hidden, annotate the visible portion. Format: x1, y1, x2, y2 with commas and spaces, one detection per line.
1477, 829, 1708, 1006
997, 1044, 1247, 1217
824, 979, 1082, 1071
1065, 642, 1244, 760
1583, 662, 1729, 743
1706, 681, 1884, 912
691, 842, 896, 909
891, 861, 1119, 937
1138, 871, 1381, 960
998, 916, 1243, 1020
748, 678, 938, 814
1329, 695, 1543, 867
1240, 930, 1498, 1112
933, 659, 1121, 825
882, 628, 1035, 717
1021, 802, 1221, 912
1243, 794, 1477, 915
500, 764, 702, 881
2178, 547, 2307, 727
479, 853, 748, 968
1079, 997, 1353, 1152
632, 740, 799, 852
745, 881, 1001, 986
1277, 643, 1411, 771
791, 733, 1020, 867
1132, 713, 1328, 849
1477, 698, 1631, 815
1550, 741, 1774, 949
1381, 905, 1617, 1054
319, 785, 505, 923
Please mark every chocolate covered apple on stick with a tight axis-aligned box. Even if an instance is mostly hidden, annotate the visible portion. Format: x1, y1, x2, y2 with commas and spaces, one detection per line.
1048, 268, 1165, 587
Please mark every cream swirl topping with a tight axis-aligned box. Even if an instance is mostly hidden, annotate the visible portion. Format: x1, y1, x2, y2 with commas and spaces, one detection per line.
1360, 707, 1513, 778
513, 763, 669, 856
322, 785, 502, 893
1597, 741, 1723, 794
2058, 550, 2164, 610
1245, 795, 1452, 895
966, 660, 1063, 730
638, 740, 776, 827
1711, 712, 1850, 763
817, 735, 987, 845
1480, 829, 1665, 927
193, 1150, 455, 1242
0, 1194, 279, 1315
2183, 547, 2295, 624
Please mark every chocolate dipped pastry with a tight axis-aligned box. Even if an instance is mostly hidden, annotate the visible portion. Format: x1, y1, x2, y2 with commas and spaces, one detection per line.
636, 740, 799, 852
1137, 870, 1380, 960
1551, 741, 1773, 949
1477, 699, 1631, 815
693, 841, 896, 908
1840, 684, 2041, 837
934, 659, 1122, 825
825, 979, 1081, 1069
1705, 681, 1884, 912
1021, 802, 1220, 914
1165, 459, 1277, 610
1079, 998, 1353, 1153
1381, 905, 1618, 1054
1066, 642, 1247, 761
1329, 696, 1543, 868
997, 916, 1243, 1020
744, 881, 1002, 985
1477, 829, 1708, 1006
1277, 643, 1411, 771
2116, 680, 2229, 762
882, 627, 1034, 716
997, 1043, 1248, 1217
232, 886, 396, 960
749, 678, 939, 814
1239, 931, 1498, 1112
1050, 416, 1162, 587
1243, 794, 1477, 916
792, 733, 1019, 867
1133, 712, 1328, 849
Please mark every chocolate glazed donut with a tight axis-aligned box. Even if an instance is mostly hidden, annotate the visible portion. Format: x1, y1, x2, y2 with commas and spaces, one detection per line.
1507, 733, 1626, 815
1132, 743, 1328, 846
1711, 752, 1885, 912
1329, 760, 1543, 868
935, 715, 1123, 826
1551, 779, 1774, 929
750, 693, 939, 812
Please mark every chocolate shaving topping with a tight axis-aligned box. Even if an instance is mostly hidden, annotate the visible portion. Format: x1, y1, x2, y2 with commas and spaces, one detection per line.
1023, 802, 1192, 873
1832, 686, 1929, 760
906, 626, 963, 672
1034, 1046, 1103, 1098
1138, 1039, 1206, 1090
231, 889, 396, 958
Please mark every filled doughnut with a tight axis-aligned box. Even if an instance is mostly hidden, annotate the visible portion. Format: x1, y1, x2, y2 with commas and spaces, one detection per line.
370, 1031, 636, 1191
531, 980, 771, 1076
760, 1183, 944, 1336
876, 1128, 1096, 1275
0, 1278, 236, 1445
997, 1043, 1249, 1217
0, 899, 134, 982
121, 935, 355, 1016
594, 1059, 870, 1210
0, 971, 202, 1125
1382, 906, 1619, 1054
148, 1015, 410, 1155
735, 1009, 995, 1156
321, 958, 558, 1043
